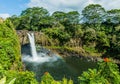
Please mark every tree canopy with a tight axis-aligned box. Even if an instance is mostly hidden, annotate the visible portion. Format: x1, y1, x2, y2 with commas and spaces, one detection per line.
8, 4, 120, 59
82, 4, 106, 24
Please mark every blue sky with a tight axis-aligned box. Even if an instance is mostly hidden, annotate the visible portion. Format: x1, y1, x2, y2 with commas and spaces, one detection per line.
0, 0, 120, 19
0, 0, 29, 18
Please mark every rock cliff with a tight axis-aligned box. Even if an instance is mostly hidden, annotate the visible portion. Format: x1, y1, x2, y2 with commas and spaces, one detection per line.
17, 30, 52, 46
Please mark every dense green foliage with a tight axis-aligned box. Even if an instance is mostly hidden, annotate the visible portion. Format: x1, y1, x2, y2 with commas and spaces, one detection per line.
5, 70, 38, 84
0, 19, 74, 84
0, 20, 22, 70
78, 58, 120, 84
0, 19, 39, 84
82, 4, 106, 24
8, 4, 120, 59
0, 66, 38, 84
40, 72, 73, 84
42, 28, 71, 45
1, 3, 120, 84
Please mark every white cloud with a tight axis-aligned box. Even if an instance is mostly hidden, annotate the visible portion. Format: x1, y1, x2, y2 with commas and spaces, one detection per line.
27, 0, 120, 14
0, 13, 10, 19
94, 0, 120, 10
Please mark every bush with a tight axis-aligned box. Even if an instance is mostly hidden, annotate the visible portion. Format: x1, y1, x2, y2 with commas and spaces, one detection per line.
4, 70, 38, 84
0, 20, 22, 70
40, 72, 73, 84
0, 20, 39, 84
42, 28, 71, 46
78, 58, 120, 84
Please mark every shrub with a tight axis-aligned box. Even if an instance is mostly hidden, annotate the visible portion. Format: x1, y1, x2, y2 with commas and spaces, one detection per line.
0, 20, 22, 70
78, 58, 120, 84
40, 72, 73, 84
4, 70, 38, 84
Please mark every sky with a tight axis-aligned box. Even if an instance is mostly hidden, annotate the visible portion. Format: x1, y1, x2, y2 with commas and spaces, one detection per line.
0, 0, 120, 19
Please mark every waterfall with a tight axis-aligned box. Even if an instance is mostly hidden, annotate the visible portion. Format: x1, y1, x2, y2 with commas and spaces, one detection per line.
27, 33, 38, 60
22, 33, 60, 63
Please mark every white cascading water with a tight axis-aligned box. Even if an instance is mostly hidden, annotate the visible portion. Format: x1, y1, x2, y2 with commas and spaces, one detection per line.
22, 33, 61, 63
27, 33, 38, 60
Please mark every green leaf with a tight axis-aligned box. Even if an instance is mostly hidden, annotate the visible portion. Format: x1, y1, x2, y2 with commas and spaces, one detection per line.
0, 77, 6, 84
8, 78, 16, 84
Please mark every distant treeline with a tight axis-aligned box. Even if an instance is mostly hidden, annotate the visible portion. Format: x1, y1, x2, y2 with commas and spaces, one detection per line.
8, 4, 120, 59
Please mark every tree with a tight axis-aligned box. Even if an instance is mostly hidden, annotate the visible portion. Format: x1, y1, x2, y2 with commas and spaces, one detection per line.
66, 11, 80, 25
42, 28, 71, 46
65, 11, 80, 35
96, 31, 110, 52
83, 28, 96, 45
7, 15, 20, 29
52, 11, 66, 26
17, 7, 52, 30
106, 9, 120, 24
52, 11, 80, 36
82, 4, 106, 30
52, 11, 80, 25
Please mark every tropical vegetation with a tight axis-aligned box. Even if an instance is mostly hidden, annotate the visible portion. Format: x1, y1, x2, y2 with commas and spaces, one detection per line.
8, 4, 120, 59
0, 3, 120, 84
